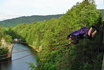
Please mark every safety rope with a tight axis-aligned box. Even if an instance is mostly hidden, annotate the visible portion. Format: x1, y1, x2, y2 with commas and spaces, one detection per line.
0, 44, 69, 56
0, 53, 35, 63
0, 49, 34, 56
0, 44, 69, 64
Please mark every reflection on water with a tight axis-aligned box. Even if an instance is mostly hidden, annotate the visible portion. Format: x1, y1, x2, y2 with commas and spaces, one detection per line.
0, 43, 37, 70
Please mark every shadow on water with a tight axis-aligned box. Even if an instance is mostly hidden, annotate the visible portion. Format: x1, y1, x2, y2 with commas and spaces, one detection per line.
0, 62, 12, 70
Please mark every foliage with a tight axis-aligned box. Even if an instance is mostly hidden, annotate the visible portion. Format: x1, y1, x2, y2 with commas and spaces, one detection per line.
4, 35, 12, 43
0, 14, 63, 27
99, 9, 104, 18
6, 0, 104, 70
0, 26, 12, 60
0, 47, 8, 58
28, 62, 36, 70
0, 9, 103, 27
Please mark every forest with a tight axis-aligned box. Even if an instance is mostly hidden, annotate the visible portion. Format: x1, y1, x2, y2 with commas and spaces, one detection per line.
0, 0, 104, 70
0, 10, 103, 27
0, 14, 63, 27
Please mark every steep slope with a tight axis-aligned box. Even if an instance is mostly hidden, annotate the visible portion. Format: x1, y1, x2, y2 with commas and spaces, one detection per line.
0, 27, 12, 60
6, 0, 104, 70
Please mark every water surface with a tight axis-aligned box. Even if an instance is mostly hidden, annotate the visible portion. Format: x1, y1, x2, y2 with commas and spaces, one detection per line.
0, 43, 37, 70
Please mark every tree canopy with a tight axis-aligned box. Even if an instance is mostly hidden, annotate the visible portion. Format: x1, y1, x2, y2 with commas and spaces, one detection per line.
3, 0, 104, 70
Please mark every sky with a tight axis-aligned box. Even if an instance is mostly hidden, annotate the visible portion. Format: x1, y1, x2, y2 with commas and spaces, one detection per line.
0, 0, 104, 21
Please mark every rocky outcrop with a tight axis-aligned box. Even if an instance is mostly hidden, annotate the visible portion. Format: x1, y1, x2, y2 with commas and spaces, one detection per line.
0, 38, 13, 60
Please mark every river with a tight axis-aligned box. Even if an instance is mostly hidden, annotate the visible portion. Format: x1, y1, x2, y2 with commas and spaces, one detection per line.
0, 43, 37, 70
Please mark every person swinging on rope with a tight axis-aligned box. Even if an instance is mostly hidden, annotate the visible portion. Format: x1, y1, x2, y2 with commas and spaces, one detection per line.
67, 26, 99, 45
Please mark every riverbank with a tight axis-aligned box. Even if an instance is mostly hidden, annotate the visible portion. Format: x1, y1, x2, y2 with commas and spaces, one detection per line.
0, 38, 13, 61
0, 43, 37, 70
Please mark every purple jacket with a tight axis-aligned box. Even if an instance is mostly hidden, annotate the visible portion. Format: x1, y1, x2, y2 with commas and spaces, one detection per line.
71, 27, 89, 37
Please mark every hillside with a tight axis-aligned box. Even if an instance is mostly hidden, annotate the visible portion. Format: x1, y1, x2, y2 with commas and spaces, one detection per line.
0, 9, 103, 27
0, 14, 63, 27
5, 0, 104, 70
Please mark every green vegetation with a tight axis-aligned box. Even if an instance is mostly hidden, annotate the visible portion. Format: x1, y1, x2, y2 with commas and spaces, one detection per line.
99, 9, 104, 18
0, 0, 103, 69
5, 0, 104, 70
28, 62, 36, 70
0, 27, 12, 43
0, 26, 12, 60
0, 14, 63, 27
0, 47, 8, 59
0, 9, 103, 27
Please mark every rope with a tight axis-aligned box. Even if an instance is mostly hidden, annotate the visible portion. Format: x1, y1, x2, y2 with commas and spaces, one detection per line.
0, 53, 35, 63
0, 49, 34, 57
0, 44, 70, 64
0, 44, 69, 56
12, 49, 34, 54
0, 53, 8, 56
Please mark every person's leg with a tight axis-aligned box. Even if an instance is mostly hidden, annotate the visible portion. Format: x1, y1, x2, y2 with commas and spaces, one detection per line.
88, 27, 93, 36
92, 30, 97, 37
